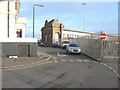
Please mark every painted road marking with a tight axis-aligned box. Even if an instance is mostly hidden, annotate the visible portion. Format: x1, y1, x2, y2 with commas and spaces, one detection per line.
100, 62, 120, 78
53, 60, 59, 62
76, 60, 83, 62
68, 59, 74, 62
1, 50, 57, 71
59, 59, 67, 62
54, 59, 98, 63
92, 61, 97, 63
83, 60, 90, 62
1, 59, 55, 71
57, 53, 68, 57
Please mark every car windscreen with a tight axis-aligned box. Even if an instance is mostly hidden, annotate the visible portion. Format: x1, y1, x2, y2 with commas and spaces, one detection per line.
63, 41, 69, 44
69, 44, 79, 47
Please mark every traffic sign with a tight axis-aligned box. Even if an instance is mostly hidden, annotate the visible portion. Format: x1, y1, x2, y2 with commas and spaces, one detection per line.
100, 33, 107, 39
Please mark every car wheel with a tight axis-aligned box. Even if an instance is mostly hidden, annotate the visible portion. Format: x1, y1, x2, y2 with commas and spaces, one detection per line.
67, 51, 70, 54
66, 50, 68, 53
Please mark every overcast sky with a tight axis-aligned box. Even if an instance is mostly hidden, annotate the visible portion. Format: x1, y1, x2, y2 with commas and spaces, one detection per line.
18, 2, 118, 40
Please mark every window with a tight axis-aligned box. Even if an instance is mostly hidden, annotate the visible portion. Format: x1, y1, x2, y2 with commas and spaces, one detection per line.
55, 33, 59, 41
70, 44, 79, 47
67, 34, 69, 37
63, 41, 69, 44
45, 35, 47, 41
17, 29, 22, 38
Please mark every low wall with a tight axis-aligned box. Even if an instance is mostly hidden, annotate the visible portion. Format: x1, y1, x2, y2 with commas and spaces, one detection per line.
2, 42, 37, 58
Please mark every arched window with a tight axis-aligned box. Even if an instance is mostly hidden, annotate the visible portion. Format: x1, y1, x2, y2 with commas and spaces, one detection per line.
55, 33, 59, 41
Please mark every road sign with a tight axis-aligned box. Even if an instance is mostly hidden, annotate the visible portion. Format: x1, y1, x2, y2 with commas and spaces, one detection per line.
100, 33, 107, 39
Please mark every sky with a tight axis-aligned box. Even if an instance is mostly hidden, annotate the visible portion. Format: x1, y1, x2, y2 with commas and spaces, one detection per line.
18, 2, 118, 40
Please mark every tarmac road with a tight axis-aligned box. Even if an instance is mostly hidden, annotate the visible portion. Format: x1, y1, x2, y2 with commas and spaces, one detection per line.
2, 46, 118, 88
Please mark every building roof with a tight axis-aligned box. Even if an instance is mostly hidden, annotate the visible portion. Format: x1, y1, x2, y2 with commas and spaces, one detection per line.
63, 29, 94, 35
48, 19, 59, 24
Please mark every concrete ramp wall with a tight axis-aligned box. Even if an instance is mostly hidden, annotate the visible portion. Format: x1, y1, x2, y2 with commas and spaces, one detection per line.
71, 35, 119, 61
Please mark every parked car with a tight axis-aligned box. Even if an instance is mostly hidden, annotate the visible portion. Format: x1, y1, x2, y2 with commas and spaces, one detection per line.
51, 43, 60, 48
66, 43, 81, 54
61, 41, 70, 49
40, 42, 47, 47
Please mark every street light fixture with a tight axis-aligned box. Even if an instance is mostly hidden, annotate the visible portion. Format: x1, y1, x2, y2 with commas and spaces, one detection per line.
33, 4, 44, 38
82, 3, 86, 32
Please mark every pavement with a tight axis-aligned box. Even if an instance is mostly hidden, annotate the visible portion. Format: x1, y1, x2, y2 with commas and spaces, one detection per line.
1, 49, 56, 70
100, 60, 119, 78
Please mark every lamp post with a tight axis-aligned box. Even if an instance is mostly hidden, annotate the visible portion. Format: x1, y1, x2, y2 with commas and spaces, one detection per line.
8, 0, 10, 37
82, 3, 86, 32
33, 4, 44, 38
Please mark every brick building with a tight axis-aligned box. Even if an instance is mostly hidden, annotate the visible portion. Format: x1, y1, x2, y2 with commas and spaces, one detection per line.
41, 19, 64, 45
41, 19, 92, 46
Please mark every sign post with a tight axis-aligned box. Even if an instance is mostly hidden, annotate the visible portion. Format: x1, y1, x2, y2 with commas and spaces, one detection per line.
100, 33, 107, 40
100, 33, 107, 60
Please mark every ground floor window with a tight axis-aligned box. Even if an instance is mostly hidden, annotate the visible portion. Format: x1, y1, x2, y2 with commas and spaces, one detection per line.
16, 29, 22, 38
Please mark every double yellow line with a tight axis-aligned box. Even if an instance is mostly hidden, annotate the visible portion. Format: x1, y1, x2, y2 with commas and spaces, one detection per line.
1, 51, 57, 71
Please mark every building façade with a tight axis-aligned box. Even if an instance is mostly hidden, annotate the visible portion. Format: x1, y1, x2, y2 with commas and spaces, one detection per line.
41, 19, 93, 46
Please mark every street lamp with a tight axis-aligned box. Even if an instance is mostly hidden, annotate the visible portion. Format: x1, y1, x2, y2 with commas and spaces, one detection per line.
33, 4, 44, 38
82, 3, 86, 32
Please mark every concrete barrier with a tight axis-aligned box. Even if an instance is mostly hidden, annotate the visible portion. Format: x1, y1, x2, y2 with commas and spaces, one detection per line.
70, 35, 119, 61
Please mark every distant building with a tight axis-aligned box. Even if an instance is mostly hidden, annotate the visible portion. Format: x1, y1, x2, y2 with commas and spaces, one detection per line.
41, 19, 64, 45
41, 19, 92, 45
62, 29, 92, 40
0, 0, 37, 57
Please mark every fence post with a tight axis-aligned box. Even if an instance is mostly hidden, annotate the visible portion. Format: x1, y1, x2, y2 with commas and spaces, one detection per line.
101, 39, 103, 60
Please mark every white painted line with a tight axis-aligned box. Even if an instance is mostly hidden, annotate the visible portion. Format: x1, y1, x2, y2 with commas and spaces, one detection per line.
60, 59, 67, 62
57, 52, 68, 57
83, 60, 90, 62
57, 53, 60, 56
92, 61, 97, 63
69, 59, 74, 62
54, 60, 59, 62
76, 60, 83, 62
100, 62, 120, 78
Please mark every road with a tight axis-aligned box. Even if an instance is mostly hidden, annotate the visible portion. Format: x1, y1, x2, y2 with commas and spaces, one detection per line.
2, 46, 118, 88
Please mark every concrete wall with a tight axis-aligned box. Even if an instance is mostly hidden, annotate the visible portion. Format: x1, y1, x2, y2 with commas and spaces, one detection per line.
2, 42, 37, 58
71, 35, 119, 61
102, 40, 119, 60
71, 36, 102, 60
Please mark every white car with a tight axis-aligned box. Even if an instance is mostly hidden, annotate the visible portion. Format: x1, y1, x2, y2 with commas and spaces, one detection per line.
66, 44, 81, 54
61, 41, 69, 49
